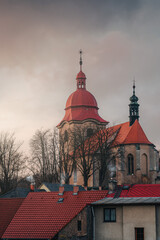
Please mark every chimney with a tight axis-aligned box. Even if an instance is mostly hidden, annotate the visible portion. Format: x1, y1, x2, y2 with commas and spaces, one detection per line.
99, 186, 102, 190
59, 186, 64, 195
108, 179, 117, 194
30, 183, 35, 192
73, 185, 79, 195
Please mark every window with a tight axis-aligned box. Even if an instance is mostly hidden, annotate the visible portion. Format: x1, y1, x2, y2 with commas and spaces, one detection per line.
77, 220, 81, 231
87, 128, 93, 137
64, 130, 68, 142
128, 154, 134, 175
141, 154, 148, 175
104, 208, 116, 222
135, 228, 144, 240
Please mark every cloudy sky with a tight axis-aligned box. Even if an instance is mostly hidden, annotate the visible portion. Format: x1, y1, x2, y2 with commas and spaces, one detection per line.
0, 0, 160, 152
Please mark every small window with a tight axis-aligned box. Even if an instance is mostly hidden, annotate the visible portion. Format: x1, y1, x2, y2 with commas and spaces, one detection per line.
104, 208, 116, 222
135, 228, 144, 240
128, 154, 134, 175
77, 220, 81, 231
87, 128, 93, 137
57, 198, 64, 203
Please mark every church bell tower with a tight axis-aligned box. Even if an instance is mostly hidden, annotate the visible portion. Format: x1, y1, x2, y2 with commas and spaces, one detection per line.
129, 81, 139, 126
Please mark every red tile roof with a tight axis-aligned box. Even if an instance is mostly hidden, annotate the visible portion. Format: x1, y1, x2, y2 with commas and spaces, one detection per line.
3, 190, 107, 239
120, 184, 160, 198
0, 198, 24, 238
108, 120, 153, 145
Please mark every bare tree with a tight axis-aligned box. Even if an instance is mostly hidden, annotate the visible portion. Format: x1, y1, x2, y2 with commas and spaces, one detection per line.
0, 132, 25, 194
72, 126, 97, 187
71, 125, 123, 188
94, 126, 123, 188
30, 128, 60, 185
59, 129, 75, 184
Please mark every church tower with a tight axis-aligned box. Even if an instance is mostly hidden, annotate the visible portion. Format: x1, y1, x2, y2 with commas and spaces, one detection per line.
57, 51, 108, 135
129, 81, 139, 126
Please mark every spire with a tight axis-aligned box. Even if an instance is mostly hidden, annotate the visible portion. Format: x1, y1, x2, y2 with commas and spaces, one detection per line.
129, 80, 139, 126
133, 78, 135, 95
76, 49, 86, 90
79, 49, 82, 71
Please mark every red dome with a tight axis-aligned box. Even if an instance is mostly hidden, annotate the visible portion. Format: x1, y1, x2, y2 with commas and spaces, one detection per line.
57, 68, 108, 127
76, 71, 86, 79
65, 89, 98, 109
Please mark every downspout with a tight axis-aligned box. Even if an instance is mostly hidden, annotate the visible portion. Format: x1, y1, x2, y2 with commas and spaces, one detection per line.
91, 206, 95, 240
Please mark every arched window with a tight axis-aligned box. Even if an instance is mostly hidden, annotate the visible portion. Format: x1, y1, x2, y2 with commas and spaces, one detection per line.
141, 153, 148, 175
128, 154, 134, 175
87, 128, 93, 137
64, 130, 68, 142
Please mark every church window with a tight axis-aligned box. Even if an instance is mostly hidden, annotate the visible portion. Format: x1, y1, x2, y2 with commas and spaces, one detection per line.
87, 128, 93, 137
64, 130, 68, 142
128, 154, 134, 175
141, 153, 148, 175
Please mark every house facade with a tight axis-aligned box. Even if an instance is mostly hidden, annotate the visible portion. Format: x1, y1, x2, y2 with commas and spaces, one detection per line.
92, 184, 160, 240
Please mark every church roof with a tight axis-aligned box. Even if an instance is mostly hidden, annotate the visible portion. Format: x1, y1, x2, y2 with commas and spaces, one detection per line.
109, 120, 153, 145
65, 88, 98, 109
57, 70, 108, 127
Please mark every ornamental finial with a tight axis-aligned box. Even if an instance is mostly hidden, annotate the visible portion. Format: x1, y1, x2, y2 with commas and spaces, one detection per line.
133, 78, 135, 95
79, 49, 82, 71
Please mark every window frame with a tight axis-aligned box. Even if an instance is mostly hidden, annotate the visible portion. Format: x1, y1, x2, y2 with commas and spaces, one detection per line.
104, 208, 116, 222
135, 227, 144, 240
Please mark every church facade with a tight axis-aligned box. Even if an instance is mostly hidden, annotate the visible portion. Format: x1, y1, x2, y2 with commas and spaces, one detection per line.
58, 52, 159, 187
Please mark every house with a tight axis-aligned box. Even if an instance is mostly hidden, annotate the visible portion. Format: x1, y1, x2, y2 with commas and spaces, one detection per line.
2, 186, 107, 240
39, 182, 85, 192
92, 184, 160, 240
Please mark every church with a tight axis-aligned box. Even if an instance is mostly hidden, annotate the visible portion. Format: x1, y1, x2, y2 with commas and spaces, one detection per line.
57, 51, 159, 187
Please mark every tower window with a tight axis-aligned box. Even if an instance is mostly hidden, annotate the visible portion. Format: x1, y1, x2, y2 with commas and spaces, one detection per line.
128, 154, 134, 175
87, 128, 93, 137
